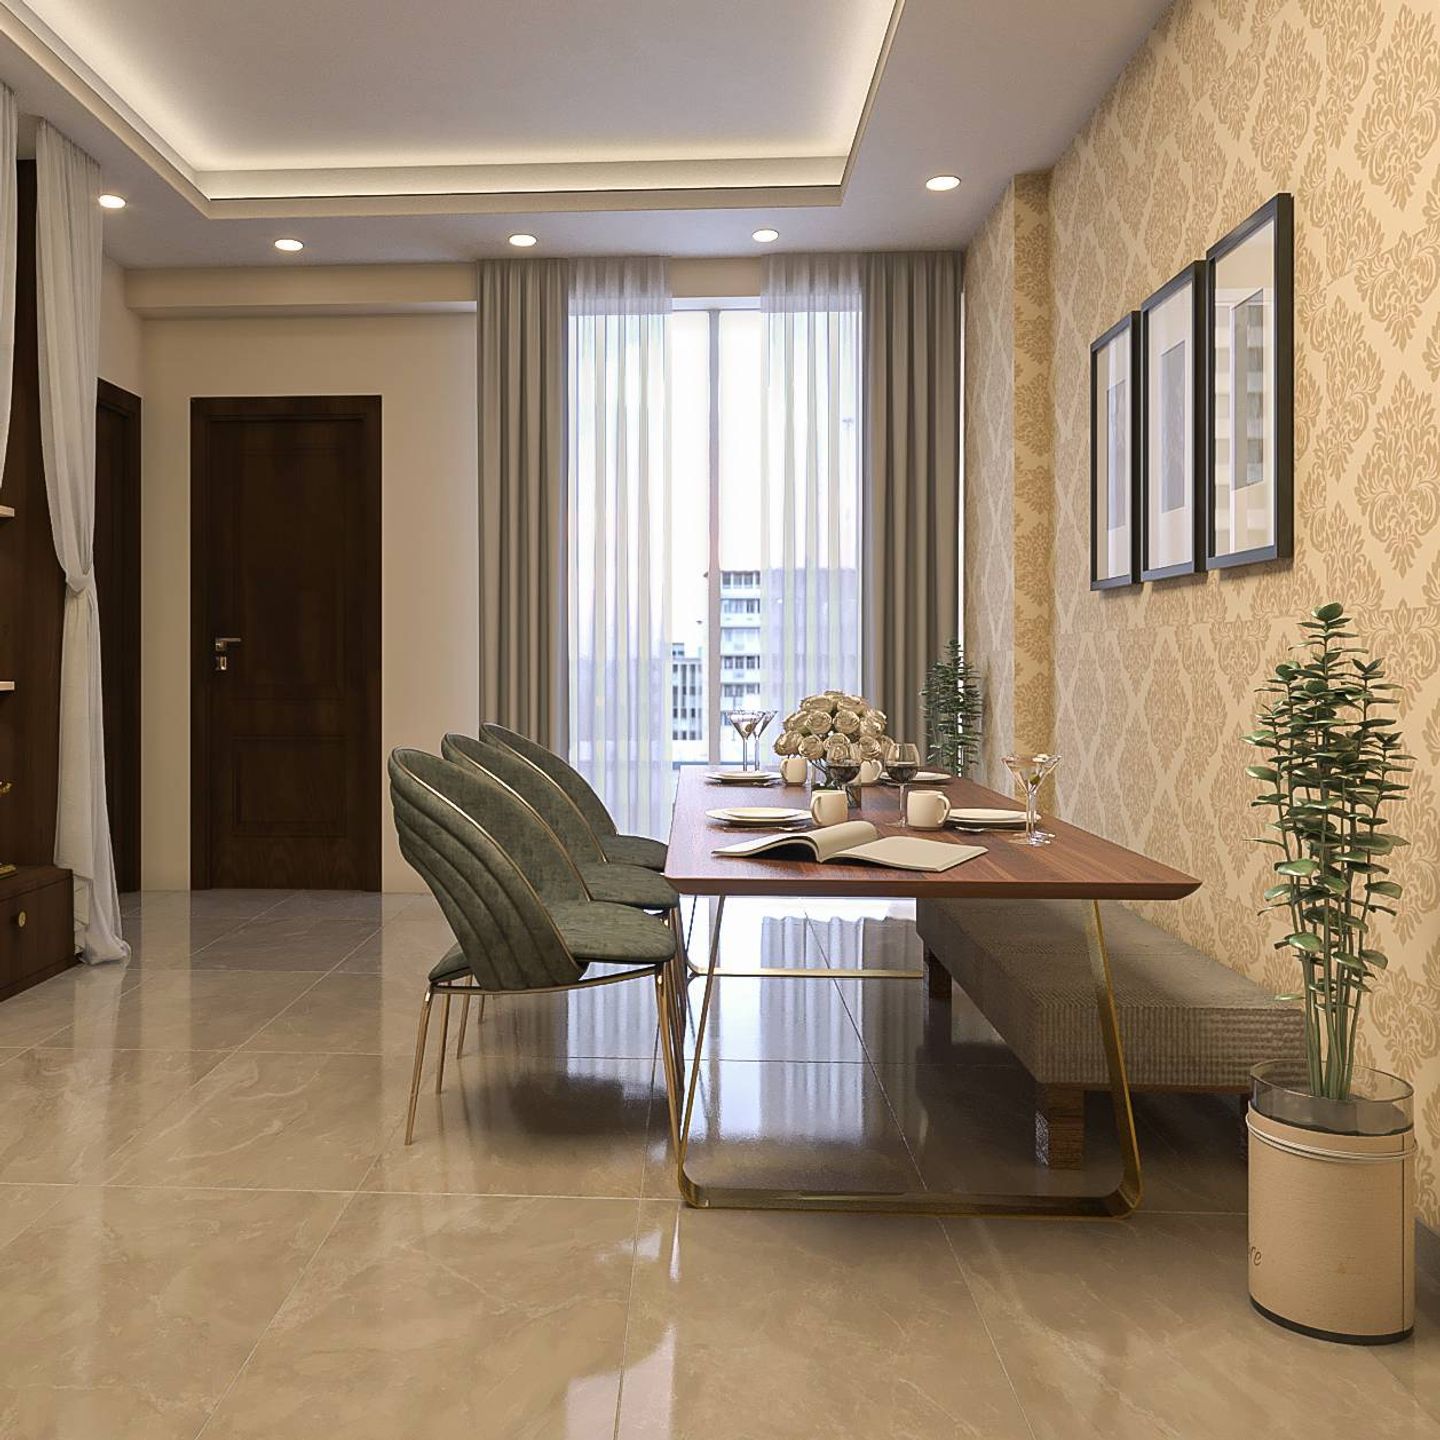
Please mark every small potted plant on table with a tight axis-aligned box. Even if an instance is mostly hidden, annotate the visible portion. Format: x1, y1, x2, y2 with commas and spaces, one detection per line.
1245, 602, 1415, 1344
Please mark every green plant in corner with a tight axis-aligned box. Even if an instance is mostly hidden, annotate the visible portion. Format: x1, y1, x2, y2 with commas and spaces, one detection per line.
922, 638, 983, 777
1245, 602, 1411, 1102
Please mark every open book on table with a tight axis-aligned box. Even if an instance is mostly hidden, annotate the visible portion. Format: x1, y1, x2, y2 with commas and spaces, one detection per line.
712, 820, 984, 874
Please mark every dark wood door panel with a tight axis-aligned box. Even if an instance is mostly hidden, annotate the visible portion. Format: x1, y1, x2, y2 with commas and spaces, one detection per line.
191, 396, 381, 890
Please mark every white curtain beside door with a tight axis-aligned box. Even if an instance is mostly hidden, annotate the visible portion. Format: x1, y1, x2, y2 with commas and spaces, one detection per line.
567, 258, 673, 839
760, 255, 864, 719
0, 85, 17, 484
35, 122, 126, 962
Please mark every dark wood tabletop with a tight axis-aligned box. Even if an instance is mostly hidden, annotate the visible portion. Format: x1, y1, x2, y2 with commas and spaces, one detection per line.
664, 767, 1201, 900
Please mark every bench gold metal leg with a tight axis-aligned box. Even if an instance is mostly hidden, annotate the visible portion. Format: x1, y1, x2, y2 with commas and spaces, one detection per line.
672, 897, 1143, 1218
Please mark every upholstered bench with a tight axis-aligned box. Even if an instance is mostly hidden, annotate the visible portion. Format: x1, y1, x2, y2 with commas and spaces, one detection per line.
915, 898, 1305, 1167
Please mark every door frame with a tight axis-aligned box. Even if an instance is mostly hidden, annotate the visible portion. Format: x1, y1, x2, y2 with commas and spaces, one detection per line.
96, 379, 142, 892
189, 395, 382, 890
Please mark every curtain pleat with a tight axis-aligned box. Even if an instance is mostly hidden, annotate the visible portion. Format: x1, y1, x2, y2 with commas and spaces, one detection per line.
761, 255, 863, 719
861, 251, 962, 743
35, 123, 125, 963
568, 258, 671, 838
0, 85, 16, 482
477, 258, 569, 747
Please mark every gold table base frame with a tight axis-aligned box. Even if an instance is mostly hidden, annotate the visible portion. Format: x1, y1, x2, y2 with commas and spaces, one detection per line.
661, 895, 1142, 1219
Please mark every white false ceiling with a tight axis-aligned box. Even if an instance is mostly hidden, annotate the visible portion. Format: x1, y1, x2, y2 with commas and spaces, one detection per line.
0, 0, 1168, 267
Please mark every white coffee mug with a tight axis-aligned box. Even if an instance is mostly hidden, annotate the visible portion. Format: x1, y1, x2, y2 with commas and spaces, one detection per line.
906, 790, 950, 829
810, 789, 849, 827
857, 759, 882, 786
780, 756, 809, 786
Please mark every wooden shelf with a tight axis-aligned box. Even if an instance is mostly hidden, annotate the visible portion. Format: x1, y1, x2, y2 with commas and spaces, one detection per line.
0, 682, 14, 692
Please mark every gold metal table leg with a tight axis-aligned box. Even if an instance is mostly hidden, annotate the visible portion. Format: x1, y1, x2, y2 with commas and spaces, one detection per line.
668, 897, 1142, 1219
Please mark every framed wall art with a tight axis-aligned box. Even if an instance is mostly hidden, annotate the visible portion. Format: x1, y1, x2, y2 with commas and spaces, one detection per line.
1204, 193, 1294, 569
1090, 312, 1141, 590
1140, 262, 1205, 581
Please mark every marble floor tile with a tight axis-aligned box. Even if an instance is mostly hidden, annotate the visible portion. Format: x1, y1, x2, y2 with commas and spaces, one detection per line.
644, 1058, 922, 1198
450, 975, 666, 1061
837, 975, 1027, 1067
875, 1062, 1248, 1213
616, 1201, 1032, 1440
0, 1185, 344, 1421
0, 1048, 226, 1183
240, 972, 431, 1055
184, 917, 380, 972
365, 1053, 657, 1197
0, 964, 139, 1049
198, 1192, 637, 1440
330, 918, 461, 977
46, 969, 322, 1051
0, 1381, 211, 1440
950, 1211, 1440, 1440
0, 1182, 67, 1248
107, 1050, 414, 1191
681, 976, 866, 1061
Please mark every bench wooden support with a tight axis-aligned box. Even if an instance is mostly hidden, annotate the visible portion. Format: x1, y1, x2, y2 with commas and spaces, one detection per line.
1036, 1084, 1086, 1168
924, 946, 951, 1000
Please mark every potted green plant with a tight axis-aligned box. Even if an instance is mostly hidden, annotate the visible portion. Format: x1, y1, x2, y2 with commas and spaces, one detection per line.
1244, 602, 1415, 1344
922, 639, 983, 777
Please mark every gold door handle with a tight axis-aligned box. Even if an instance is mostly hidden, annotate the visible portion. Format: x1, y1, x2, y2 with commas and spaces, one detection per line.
214, 636, 243, 672
15, 910, 25, 928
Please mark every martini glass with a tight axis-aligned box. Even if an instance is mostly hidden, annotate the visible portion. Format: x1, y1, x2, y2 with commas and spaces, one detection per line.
755, 709, 778, 768
1002, 752, 1061, 845
727, 709, 763, 772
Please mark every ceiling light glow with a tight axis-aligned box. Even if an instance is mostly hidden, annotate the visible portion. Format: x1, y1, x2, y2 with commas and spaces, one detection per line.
97, 193, 126, 210
273, 237, 304, 252
508, 233, 538, 248
925, 174, 961, 192
752, 228, 779, 243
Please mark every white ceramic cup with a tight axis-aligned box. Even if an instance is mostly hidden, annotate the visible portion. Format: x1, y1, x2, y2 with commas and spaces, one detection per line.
906, 790, 950, 829
857, 759, 882, 786
780, 756, 809, 786
810, 789, 849, 827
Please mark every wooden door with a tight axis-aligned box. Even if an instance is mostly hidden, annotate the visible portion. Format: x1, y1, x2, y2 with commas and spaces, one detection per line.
191, 396, 381, 890
95, 380, 141, 893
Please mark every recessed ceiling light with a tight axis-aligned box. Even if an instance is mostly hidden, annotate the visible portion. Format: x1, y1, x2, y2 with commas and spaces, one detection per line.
508, 233, 538, 248
925, 174, 962, 192
752, 228, 779, 243
273, 237, 304, 253
97, 193, 126, 210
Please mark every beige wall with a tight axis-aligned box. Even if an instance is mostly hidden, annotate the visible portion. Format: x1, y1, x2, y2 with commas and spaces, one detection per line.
964, 0, 1440, 1219
100, 256, 143, 394
141, 313, 480, 891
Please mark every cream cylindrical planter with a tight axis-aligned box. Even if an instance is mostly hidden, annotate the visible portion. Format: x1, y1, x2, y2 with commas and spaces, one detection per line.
1247, 1061, 1415, 1344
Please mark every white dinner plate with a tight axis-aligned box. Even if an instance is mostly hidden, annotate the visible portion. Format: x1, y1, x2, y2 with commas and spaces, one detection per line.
706, 806, 810, 825
948, 807, 1027, 826
708, 770, 780, 785
880, 769, 950, 785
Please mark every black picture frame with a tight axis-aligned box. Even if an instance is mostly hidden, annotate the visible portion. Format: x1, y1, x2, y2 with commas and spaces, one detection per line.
1140, 262, 1206, 582
1089, 311, 1142, 590
1204, 192, 1294, 570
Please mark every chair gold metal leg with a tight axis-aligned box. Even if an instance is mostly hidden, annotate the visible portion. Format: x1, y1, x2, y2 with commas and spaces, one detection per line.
455, 991, 471, 1057
653, 967, 682, 1154
434, 993, 451, 1095
405, 986, 435, 1146
670, 896, 1143, 1218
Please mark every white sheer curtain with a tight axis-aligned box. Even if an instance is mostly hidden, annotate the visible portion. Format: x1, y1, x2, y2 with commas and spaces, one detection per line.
567, 258, 672, 838
0, 85, 16, 481
36, 123, 126, 963
760, 255, 863, 717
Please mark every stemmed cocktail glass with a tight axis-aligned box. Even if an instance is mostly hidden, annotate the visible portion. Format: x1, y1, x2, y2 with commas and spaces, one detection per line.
1002, 752, 1061, 845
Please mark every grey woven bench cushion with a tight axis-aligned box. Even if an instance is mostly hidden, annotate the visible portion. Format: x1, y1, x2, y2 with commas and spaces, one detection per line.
916, 898, 1304, 1089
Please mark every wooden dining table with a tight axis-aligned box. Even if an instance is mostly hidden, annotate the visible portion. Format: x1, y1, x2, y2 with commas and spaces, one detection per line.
660, 765, 1201, 1220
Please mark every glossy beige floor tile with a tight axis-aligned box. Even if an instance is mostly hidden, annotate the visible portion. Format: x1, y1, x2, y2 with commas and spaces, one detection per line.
46, 969, 321, 1051
107, 1051, 413, 1191
645, 1058, 922, 1197
240, 973, 431, 1055
0, 1182, 67, 1248
681, 976, 867, 1061
0, 1185, 343, 1423
0, 1048, 226, 1183
950, 1212, 1438, 1440
365, 1054, 657, 1197
837, 975, 1028, 1067
0, 1381, 211, 1440
330, 918, 459, 977
455, 976, 665, 1061
0, 964, 138, 1049
199, 1192, 636, 1440
616, 1202, 1032, 1440
186, 917, 380, 972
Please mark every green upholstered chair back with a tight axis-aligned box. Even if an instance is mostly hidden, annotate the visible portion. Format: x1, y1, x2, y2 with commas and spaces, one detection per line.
480, 723, 618, 839
442, 733, 606, 864
388, 748, 584, 990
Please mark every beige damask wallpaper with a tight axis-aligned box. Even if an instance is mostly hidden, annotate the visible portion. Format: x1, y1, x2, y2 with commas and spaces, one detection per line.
964, 0, 1440, 1221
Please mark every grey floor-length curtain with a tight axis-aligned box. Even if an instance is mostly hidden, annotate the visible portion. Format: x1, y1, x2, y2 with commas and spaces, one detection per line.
861, 251, 962, 744
477, 258, 569, 748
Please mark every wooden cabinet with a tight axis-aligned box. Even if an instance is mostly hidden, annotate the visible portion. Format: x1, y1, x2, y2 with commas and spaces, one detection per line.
0, 865, 75, 1001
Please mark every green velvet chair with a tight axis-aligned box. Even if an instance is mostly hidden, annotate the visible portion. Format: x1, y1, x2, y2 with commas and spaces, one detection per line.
388, 748, 684, 1145
480, 723, 669, 871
